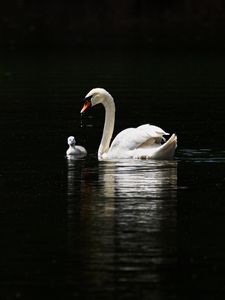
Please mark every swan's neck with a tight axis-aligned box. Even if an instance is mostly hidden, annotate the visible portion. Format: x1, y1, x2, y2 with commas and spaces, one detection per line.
98, 95, 115, 158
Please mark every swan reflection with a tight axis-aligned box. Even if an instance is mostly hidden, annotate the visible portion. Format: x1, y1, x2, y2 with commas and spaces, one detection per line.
66, 159, 177, 290
98, 159, 177, 200
66, 158, 177, 223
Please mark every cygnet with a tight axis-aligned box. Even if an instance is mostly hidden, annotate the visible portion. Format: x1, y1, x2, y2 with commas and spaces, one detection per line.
66, 136, 87, 158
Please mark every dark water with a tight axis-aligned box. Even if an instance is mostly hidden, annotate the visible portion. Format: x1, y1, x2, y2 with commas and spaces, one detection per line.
1, 51, 225, 300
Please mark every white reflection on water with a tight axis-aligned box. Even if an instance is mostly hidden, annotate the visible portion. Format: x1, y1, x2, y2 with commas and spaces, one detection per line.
66, 158, 178, 230
96, 159, 178, 234
66, 158, 177, 217
98, 159, 177, 200
66, 158, 178, 291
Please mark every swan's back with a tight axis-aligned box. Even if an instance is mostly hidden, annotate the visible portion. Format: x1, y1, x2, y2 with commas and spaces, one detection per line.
107, 124, 176, 160
109, 124, 167, 151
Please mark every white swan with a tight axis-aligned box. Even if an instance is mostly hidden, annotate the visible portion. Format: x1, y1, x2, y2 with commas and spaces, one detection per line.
66, 136, 87, 158
80, 88, 177, 160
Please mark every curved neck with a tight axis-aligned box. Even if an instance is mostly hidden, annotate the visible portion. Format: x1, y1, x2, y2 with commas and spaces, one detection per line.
98, 95, 115, 158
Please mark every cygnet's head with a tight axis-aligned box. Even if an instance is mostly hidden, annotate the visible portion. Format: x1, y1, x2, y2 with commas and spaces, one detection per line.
80, 88, 113, 113
67, 136, 76, 146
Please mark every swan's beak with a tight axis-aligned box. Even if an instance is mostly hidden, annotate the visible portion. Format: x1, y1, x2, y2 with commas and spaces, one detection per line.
80, 100, 91, 114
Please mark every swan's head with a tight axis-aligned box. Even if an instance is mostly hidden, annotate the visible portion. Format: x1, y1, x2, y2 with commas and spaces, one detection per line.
67, 136, 76, 146
80, 88, 112, 113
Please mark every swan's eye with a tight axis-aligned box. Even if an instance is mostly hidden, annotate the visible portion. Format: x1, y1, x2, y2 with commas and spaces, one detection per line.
83, 95, 93, 101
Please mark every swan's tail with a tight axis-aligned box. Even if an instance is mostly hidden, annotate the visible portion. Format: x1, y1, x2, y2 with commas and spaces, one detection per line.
151, 133, 177, 160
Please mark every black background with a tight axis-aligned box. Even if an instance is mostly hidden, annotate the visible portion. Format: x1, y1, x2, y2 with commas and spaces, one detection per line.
0, 0, 225, 50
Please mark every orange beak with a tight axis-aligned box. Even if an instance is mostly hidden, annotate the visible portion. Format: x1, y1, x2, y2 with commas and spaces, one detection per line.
80, 100, 91, 114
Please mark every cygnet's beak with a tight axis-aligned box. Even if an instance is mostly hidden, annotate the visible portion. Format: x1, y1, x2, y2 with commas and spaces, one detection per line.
80, 99, 91, 114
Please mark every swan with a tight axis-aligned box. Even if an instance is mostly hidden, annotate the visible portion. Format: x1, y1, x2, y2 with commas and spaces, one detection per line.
66, 136, 87, 158
80, 88, 177, 160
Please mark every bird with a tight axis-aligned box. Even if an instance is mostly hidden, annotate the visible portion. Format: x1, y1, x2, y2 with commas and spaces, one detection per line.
66, 136, 87, 158
80, 88, 177, 160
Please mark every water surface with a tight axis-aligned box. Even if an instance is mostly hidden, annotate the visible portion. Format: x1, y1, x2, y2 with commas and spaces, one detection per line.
0, 51, 225, 299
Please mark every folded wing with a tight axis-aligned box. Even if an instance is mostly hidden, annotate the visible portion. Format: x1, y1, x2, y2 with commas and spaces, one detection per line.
109, 124, 169, 153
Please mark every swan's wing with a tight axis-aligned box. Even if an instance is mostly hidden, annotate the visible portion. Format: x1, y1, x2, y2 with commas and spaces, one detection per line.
137, 124, 169, 146
137, 124, 169, 137
109, 124, 169, 152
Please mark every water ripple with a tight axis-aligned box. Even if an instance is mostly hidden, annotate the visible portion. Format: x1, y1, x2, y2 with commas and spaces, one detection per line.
177, 148, 225, 163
